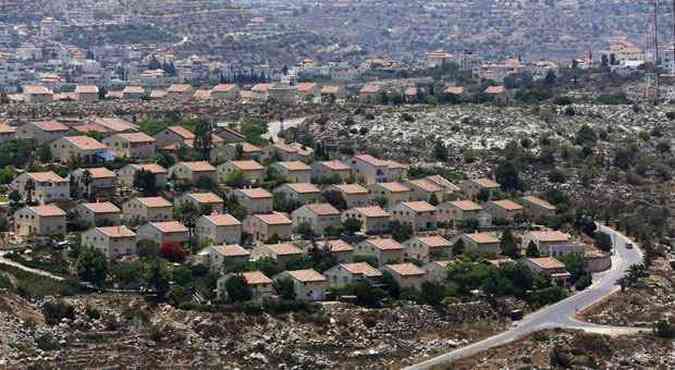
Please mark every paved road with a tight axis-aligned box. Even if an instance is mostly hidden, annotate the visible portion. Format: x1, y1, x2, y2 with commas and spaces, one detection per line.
0, 251, 64, 281
406, 224, 645, 370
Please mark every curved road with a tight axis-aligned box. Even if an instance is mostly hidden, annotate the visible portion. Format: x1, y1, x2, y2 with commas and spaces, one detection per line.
406, 224, 645, 370
0, 251, 64, 281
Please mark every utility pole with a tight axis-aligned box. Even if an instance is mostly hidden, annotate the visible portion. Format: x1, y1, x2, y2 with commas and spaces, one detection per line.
672, 0, 675, 74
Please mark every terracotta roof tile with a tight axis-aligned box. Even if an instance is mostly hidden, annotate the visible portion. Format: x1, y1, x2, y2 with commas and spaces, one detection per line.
417, 236, 451, 248
304, 203, 340, 216
266, 243, 303, 256
136, 197, 172, 208
352, 206, 391, 218
33, 120, 69, 132
187, 192, 224, 204
528, 230, 570, 243
286, 269, 326, 283
256, 212, 292, 225
386, 263, 425, 276
242, 271, 273, 285
366, 238, 403, 251
63, 136, 107, 151
230, 160, 264, 171
465, 232, 500, 244
212, 244, 250, 257
81, 202, 120, 214
333, 184, 368, 195
284, 183, 320, 194
320, 160, 351, 171
341, 262, 382, 277
86, 167, 115, 179
449, 200, 482, 211
27, 171, 66, 183
378, 182, 411, 193
167, 126, 196, 140
30, 205, 65, 217
151, 221, 188, 233
237, 188, 272, 199
203, 214, 241, 226
276, 161, 311, 172
401, 201, 436, 213
492, 199, 524, 211
522, 196, 556, 210
116, 132, 155, 143
528, 257, 566, 270
97, 225, 135, 238
179, 161, 216, 172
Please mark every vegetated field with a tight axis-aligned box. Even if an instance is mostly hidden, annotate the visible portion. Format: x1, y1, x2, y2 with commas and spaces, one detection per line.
63, 24, 179, 48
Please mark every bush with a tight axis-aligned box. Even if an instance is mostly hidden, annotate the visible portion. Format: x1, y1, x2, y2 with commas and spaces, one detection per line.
35, 333, 60, 351
653, 320, 675, 338
43, 300, 76, 325
85, 305, 101, 320
575, 274, 592, 291
160, 242, 187, 263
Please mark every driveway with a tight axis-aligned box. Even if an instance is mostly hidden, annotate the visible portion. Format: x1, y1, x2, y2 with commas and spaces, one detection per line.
405, 224, 645, 370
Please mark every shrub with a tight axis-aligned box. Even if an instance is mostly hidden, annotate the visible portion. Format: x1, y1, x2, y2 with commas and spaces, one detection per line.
35, 333, 60, 351
43, 300, 76, 325
160, 242, 187, 263
85, 305, 101, 320
575, 274, 592, 291
653, 320, 675, 338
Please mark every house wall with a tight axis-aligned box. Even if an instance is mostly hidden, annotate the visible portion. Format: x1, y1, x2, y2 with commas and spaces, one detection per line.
292, 279, 327, 301
82, 231, 136, 259
196, 219, 242, 245
123, 201, 173, 223
235, 194, 273, 214
77, 208, 121, 227
12, 175, 69, 204
14, 211, 66, 237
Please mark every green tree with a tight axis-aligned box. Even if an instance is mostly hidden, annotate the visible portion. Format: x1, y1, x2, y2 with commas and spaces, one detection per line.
575, 125, 597, 146
223, 169, 247, 188
559, 253, 585, 283
421, 281, 445, 306
390, 220, 413, 242
145, 258, 170, 299
432, 141, 448, 162
39, 145, 52, 163
193, 120, 214, 161
273, 277, 296, 300
295, 222, 315, 239
342, 218, 362, 234
495, 160, 523, 192
175, 202, 200, 248
452, 238, 465, 256
225, 274, 253, 302
381, 271, 401, 299
526, 241, 540, 257
429, 193, 439, 206
77, 247, 108, 287
0, 166, 15, 184
351, 281, 386, 307
133, 169, 158, 196
500, 229, 519, 258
